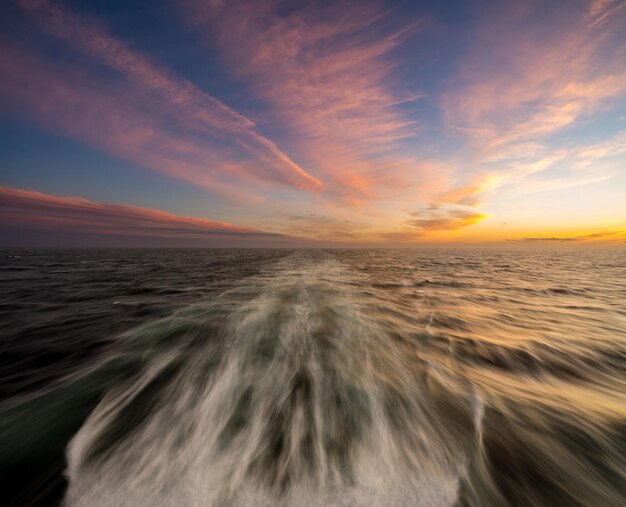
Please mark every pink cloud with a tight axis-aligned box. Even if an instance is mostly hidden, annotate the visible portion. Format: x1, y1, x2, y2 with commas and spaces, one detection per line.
5, 0, 321, 197
442, 0, 626, 150
0, 186, 277, 239
180, 0, 427, 203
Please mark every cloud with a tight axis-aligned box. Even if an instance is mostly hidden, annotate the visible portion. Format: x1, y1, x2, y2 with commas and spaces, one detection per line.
0, 186, 278, 239
4, 0, 321, 199
438, 0, 626, 203
283, 214, 369, 240
576, 130, 626, 164
517, 237, 578, 242
587, 0, 626, 27
179, 0, 427, 203
513, 173, 613, 195
513, 232, 620, 242
2, 1, 623, 245
437, 186, 483, 207
409, 207, 487, 231
443, 2, 626, 145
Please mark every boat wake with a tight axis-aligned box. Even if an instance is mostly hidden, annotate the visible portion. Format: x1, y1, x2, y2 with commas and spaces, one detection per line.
65, 253, 481, 506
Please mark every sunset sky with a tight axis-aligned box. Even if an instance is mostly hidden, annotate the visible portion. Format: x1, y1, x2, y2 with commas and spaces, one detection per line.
1, 0, 625, 246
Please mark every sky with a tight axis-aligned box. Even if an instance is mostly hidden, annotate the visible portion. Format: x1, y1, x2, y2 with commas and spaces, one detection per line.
1, 0, 625, 247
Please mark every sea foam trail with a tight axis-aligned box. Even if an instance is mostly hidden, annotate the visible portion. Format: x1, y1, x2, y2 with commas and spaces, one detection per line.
64, 253, 480, 506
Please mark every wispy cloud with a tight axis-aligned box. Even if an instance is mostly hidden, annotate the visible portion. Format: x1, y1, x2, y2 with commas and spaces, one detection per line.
0, 186, 277, 239
180, 0, 426, 203
439, 0, 626, 204
443, 1, 626, 146
575, 130, 626, 165
4, 0, 321, 199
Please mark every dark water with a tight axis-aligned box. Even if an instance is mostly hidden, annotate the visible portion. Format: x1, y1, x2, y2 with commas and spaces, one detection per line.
1, 248, 625, 506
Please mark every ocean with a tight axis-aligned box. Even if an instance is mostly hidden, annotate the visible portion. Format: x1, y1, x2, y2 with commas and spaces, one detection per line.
1, 248, 624, 506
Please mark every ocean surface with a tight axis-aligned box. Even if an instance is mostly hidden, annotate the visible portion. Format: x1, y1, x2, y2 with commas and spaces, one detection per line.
1, 248, 625, 506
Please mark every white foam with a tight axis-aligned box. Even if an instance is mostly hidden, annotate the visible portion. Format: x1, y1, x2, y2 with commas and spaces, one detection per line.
65, 254, 472, 507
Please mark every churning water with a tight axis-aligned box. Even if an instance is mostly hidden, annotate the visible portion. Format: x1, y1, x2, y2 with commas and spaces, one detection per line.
1, 249, 625, 506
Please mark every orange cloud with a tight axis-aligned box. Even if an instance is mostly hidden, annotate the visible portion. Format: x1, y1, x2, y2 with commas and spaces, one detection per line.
510, 231, 625, 242
409, 207, 487, 232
